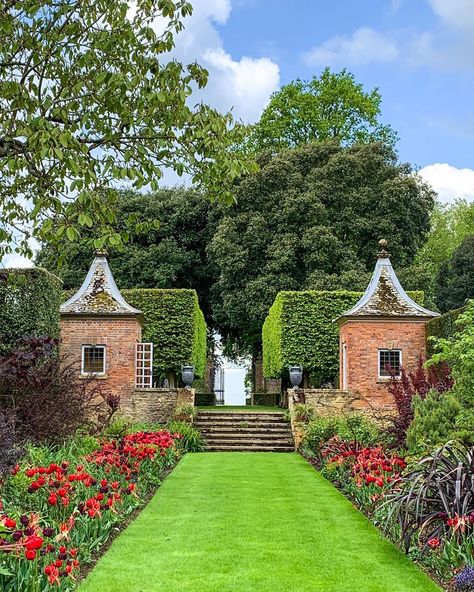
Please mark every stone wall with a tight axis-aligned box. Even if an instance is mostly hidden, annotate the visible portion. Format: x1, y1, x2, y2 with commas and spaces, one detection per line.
339, 319, 427, 410
123, 388, 195, 424
301, 388, 368, 416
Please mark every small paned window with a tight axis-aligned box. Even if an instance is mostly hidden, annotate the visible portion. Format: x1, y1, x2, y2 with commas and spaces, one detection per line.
378, 349, 401, 378
82, 345, 106, 375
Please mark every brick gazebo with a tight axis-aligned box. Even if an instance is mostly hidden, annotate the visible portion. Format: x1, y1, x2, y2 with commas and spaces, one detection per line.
335, 239, 439, 410
60, 251, 147, 404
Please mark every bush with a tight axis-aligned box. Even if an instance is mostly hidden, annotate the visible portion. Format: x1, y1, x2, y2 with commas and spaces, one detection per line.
167, 421, 205, 452
429, 300, 474, 445
406, 389, 462, 453
0, 336, 116, 451
385, 358, 453, 448
0, 268, 62, 355
292, 403, 316, 424
263, 289, 424, 381
384, 442, 474, 578
122, 288, 207, 378
301, 414, 381, 460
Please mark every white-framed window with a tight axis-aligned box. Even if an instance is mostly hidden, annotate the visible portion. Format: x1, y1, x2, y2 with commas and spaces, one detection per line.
82, 345, 106, 375
378, 349, 402, 379
136, 343, 153, 388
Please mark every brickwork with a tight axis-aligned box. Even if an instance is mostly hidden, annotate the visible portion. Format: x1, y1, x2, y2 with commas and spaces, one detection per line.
339, 320, 428, 410
124, 388, 195, 423
60, 317, 142, 407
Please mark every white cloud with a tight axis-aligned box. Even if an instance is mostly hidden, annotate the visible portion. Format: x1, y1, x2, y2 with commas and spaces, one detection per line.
203, 48, 280, 122
303, 27, 399, 67
428, 0, 474, 33
1, 253, 34, 269
165, 0, 280, 123
419, 163, 474, 204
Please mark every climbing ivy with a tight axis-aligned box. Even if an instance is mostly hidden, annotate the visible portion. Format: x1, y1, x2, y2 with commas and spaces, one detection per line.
263, 289, 425, 381
123, 289, 207, 378
0, 268, 62, 355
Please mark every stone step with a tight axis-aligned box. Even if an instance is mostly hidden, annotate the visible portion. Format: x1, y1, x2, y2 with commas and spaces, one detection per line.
206, 444, 294, 452
199, 427, 291, 435
195, 422, 289, 430
197, 413, 286, 421
204, 434, 293, 443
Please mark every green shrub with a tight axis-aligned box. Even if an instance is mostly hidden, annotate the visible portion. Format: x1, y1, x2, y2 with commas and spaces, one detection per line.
292, 403, 316, 424
302, 414, 381, 459
263, 289, 424, 380
167, 420, 205, 452
0, 268, 62, 355
406, 390, 462, 453
122, 288, 207, 378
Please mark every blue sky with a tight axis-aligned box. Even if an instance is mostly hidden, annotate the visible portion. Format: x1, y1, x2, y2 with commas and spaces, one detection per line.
164, 0, 474, 203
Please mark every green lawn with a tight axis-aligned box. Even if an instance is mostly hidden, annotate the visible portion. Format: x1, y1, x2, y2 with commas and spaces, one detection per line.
197, 405, 281, 412
78, 453, 441, 592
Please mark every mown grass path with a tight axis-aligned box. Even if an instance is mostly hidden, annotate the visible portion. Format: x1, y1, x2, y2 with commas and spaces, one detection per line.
79, 453, 441, 592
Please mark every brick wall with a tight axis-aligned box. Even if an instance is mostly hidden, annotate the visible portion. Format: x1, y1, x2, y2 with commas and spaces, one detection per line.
60, 316, 142, 406
339, 319, 428, 410
124, 388, 195, 424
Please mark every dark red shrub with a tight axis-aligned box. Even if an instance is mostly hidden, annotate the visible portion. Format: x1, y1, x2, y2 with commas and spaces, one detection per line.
0, 336, 114, 447
386, 357, 453, 448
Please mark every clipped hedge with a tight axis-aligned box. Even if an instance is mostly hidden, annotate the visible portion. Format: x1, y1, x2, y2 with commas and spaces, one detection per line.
426, 306, 466, 357
122, 289, 207, 378
263, 289, 425, 381
0, 268, 62, 355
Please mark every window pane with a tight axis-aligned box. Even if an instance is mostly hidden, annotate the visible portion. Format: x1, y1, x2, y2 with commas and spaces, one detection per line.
83, 346, 105, 374
379, 350, 401, 377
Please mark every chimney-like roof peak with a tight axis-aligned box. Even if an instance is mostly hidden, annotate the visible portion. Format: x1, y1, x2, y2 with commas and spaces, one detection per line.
60, 252, 141, 317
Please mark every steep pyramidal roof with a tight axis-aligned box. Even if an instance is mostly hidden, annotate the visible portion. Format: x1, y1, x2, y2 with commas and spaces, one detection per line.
337, 240, 439, 323
60, 251, 141, 317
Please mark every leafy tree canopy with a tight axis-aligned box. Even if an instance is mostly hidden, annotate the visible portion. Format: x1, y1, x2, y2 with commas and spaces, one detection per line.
247, 68, 397, 153
0, 0, 253, 258
37, 188, 220, 324
408, 200, 474, 303
208, 141, 435, 354
436, 235, 474, 312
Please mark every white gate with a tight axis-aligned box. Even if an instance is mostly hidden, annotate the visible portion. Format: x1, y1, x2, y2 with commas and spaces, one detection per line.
136, 343, 153, 388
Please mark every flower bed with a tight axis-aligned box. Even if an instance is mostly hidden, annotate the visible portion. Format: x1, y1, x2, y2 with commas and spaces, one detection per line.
304, 431, 474, 590
0, 430, 182, 591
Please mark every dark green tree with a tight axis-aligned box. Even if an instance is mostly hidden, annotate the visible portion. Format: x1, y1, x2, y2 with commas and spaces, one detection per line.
208, 141, 435, 354
37, 188, 221, 324
247, 68, 397, 153
436, 235, 474, 312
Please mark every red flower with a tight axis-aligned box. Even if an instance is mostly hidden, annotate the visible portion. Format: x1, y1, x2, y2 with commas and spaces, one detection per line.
24, 535, 43, 551
3, 517, 16, 529
428, 538, 441, 549
48, 494, 57, 506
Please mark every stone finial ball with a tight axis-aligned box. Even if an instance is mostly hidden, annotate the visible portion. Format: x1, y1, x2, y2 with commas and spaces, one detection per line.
378, 239, 388, 249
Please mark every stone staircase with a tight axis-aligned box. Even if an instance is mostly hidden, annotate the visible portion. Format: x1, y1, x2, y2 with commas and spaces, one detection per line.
194, 411, 294, 452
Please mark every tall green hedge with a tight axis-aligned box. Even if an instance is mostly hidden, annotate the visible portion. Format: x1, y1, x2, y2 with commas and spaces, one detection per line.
426, 306, 465, 357
0, 268, 62, 355
263, 289, 425, 381
122, 289, 207, 378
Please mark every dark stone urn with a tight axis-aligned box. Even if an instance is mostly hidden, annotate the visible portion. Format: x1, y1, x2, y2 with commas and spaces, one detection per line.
181, 365, 195, 389
289, 366, 303, 388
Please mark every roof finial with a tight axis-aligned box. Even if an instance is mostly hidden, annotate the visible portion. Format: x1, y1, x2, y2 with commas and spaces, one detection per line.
93, 249, 108, 259
377, 239, 390, 259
